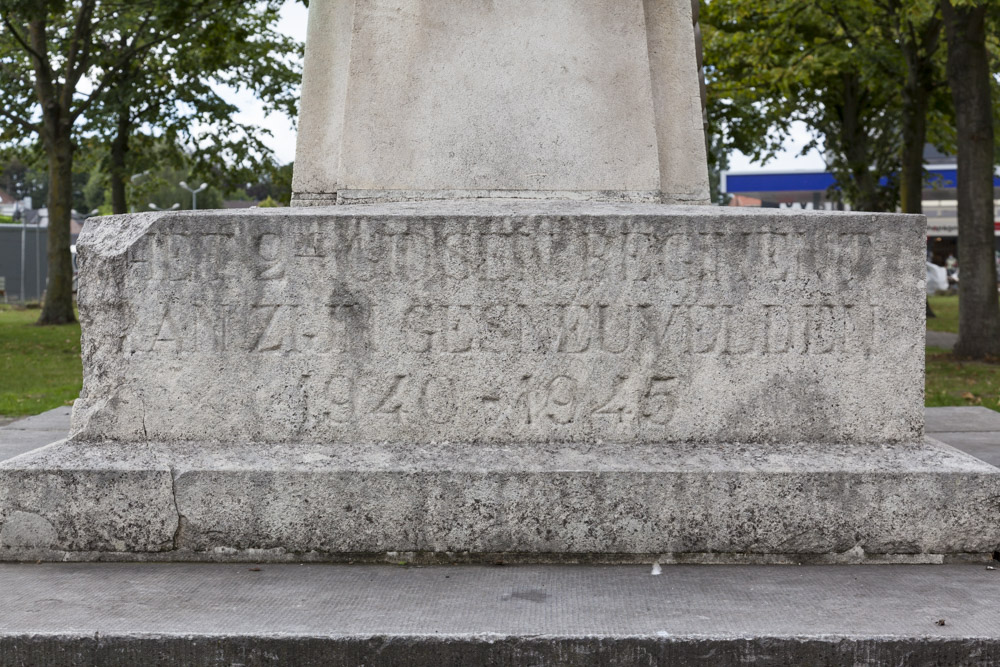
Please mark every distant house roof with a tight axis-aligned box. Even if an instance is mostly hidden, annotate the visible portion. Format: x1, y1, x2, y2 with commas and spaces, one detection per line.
0, 189, 15, 205
224, 200, 260, 209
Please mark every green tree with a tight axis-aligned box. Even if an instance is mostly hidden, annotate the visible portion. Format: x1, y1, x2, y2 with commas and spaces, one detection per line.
0, 1, 302, 324
702, 0, 950, 213
89, 3, 300, 215
941, 0, 1000, 358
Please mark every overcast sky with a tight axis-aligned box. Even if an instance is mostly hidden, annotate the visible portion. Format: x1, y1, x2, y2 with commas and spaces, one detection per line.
241, 1, 825, 173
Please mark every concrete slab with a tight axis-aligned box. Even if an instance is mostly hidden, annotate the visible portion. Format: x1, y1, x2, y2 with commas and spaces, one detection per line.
0, 406, 72, 463
926, 330, 958, 350
3, 405, 72, 431
925, 406, 1000, 433
0, 562, 998, 665
0, 430, 65, 462
930, 431, 1000, 467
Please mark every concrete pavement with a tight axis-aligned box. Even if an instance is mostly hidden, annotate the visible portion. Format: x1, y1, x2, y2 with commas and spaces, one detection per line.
926, 405, 1000, 467
0, 405, 71, 462
926, 330, 959, 350
1, 562, 999, 665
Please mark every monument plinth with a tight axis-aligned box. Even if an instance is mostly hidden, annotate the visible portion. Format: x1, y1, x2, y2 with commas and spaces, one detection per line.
1, 0, 997, 563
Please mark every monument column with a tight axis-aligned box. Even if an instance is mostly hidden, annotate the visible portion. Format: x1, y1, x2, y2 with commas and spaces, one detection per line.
292, 0, 710, 206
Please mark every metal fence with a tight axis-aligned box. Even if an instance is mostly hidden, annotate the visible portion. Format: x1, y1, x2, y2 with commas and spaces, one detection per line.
0, 224, 48, 303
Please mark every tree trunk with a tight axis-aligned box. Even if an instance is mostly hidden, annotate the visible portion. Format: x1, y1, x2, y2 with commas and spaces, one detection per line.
109, 110, 130, 215
838, 73, 885, 212
899, 70, 930, 215
941, 0, 1000, 359
37, 133, 77, 325
898, 17, 942, 216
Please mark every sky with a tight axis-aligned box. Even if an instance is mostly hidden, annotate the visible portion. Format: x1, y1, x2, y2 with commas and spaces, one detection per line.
224, 2, 309, 166
242, 2, 826, 173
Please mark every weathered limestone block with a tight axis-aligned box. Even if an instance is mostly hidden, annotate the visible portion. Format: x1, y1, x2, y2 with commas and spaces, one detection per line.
292, 0, 710, 205
3, 437, 998, 561
0, 444, 177, 558
70, 201, 925, 446
2, 202, 992, 563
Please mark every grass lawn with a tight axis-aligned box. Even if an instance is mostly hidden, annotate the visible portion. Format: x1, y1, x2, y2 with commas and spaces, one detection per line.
926, 294, 959, 334
926, 345, 1000, 413
0, 306, 82, 417
924, 294, 1000, 413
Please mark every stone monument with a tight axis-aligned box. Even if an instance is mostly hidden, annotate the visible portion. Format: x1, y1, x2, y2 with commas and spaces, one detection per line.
1, 0, 997, 563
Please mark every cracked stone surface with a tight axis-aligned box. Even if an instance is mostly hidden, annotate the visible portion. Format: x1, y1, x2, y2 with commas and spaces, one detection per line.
69, 202, 926, 447
2, 436, 997, 562
0, 200, 964, 560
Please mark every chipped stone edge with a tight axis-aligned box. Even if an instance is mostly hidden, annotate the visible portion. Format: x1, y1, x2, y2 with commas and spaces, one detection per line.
1, 437, 998, 563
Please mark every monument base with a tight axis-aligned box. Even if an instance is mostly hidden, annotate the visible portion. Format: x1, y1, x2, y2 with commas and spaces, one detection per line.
1, 437, 997, 563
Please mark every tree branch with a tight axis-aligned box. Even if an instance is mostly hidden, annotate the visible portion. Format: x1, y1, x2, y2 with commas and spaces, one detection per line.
0, 107, 40, 135
72, 1, 225, 121
62, 0, 99, 109
1, 14, 48, 73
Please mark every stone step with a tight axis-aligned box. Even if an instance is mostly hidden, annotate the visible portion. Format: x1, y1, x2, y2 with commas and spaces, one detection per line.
2, 436, 998, 562
1, 562, 998, 666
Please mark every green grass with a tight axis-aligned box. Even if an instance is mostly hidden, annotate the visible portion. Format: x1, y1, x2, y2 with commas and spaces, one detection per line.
924, 295, 1000, 412
926, 345, 1000, 412
0, 307, 82, 417
926, 294, 959, 334
927, 293, 1000, 335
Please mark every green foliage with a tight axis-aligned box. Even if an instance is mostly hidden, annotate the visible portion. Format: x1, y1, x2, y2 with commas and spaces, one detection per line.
0, 154, 47, 206
135, 164, 223, 211
247, 162, 293, 205
701, 0, 983, 211
0, 0, 304, 209
258, 196, 281, 208
0, 307, 82, 417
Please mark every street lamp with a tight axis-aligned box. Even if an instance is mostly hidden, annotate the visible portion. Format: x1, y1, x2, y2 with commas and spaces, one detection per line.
149, 203, 181, 211
179, 181, 208, 210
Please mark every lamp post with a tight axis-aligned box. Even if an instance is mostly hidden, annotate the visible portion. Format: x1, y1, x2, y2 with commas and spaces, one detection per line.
179, 181, 208, 210
149, 203, 181, 211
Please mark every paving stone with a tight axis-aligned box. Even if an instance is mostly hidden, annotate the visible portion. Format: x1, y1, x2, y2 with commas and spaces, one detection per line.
930, 431, 1000, 468
1, 563, 999, 666
926, 329, 958, 350
3, 406, 73, 432
925, 406, 1000, 433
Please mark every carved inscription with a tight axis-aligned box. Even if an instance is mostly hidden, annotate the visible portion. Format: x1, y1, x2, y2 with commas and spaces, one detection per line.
109, 215, 911, 442
402, 303, 877, 356
128, 221, 877, 289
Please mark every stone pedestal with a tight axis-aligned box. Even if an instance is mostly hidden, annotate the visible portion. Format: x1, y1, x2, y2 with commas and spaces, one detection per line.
2, 2, 996, 565
2, 202, 996, 562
